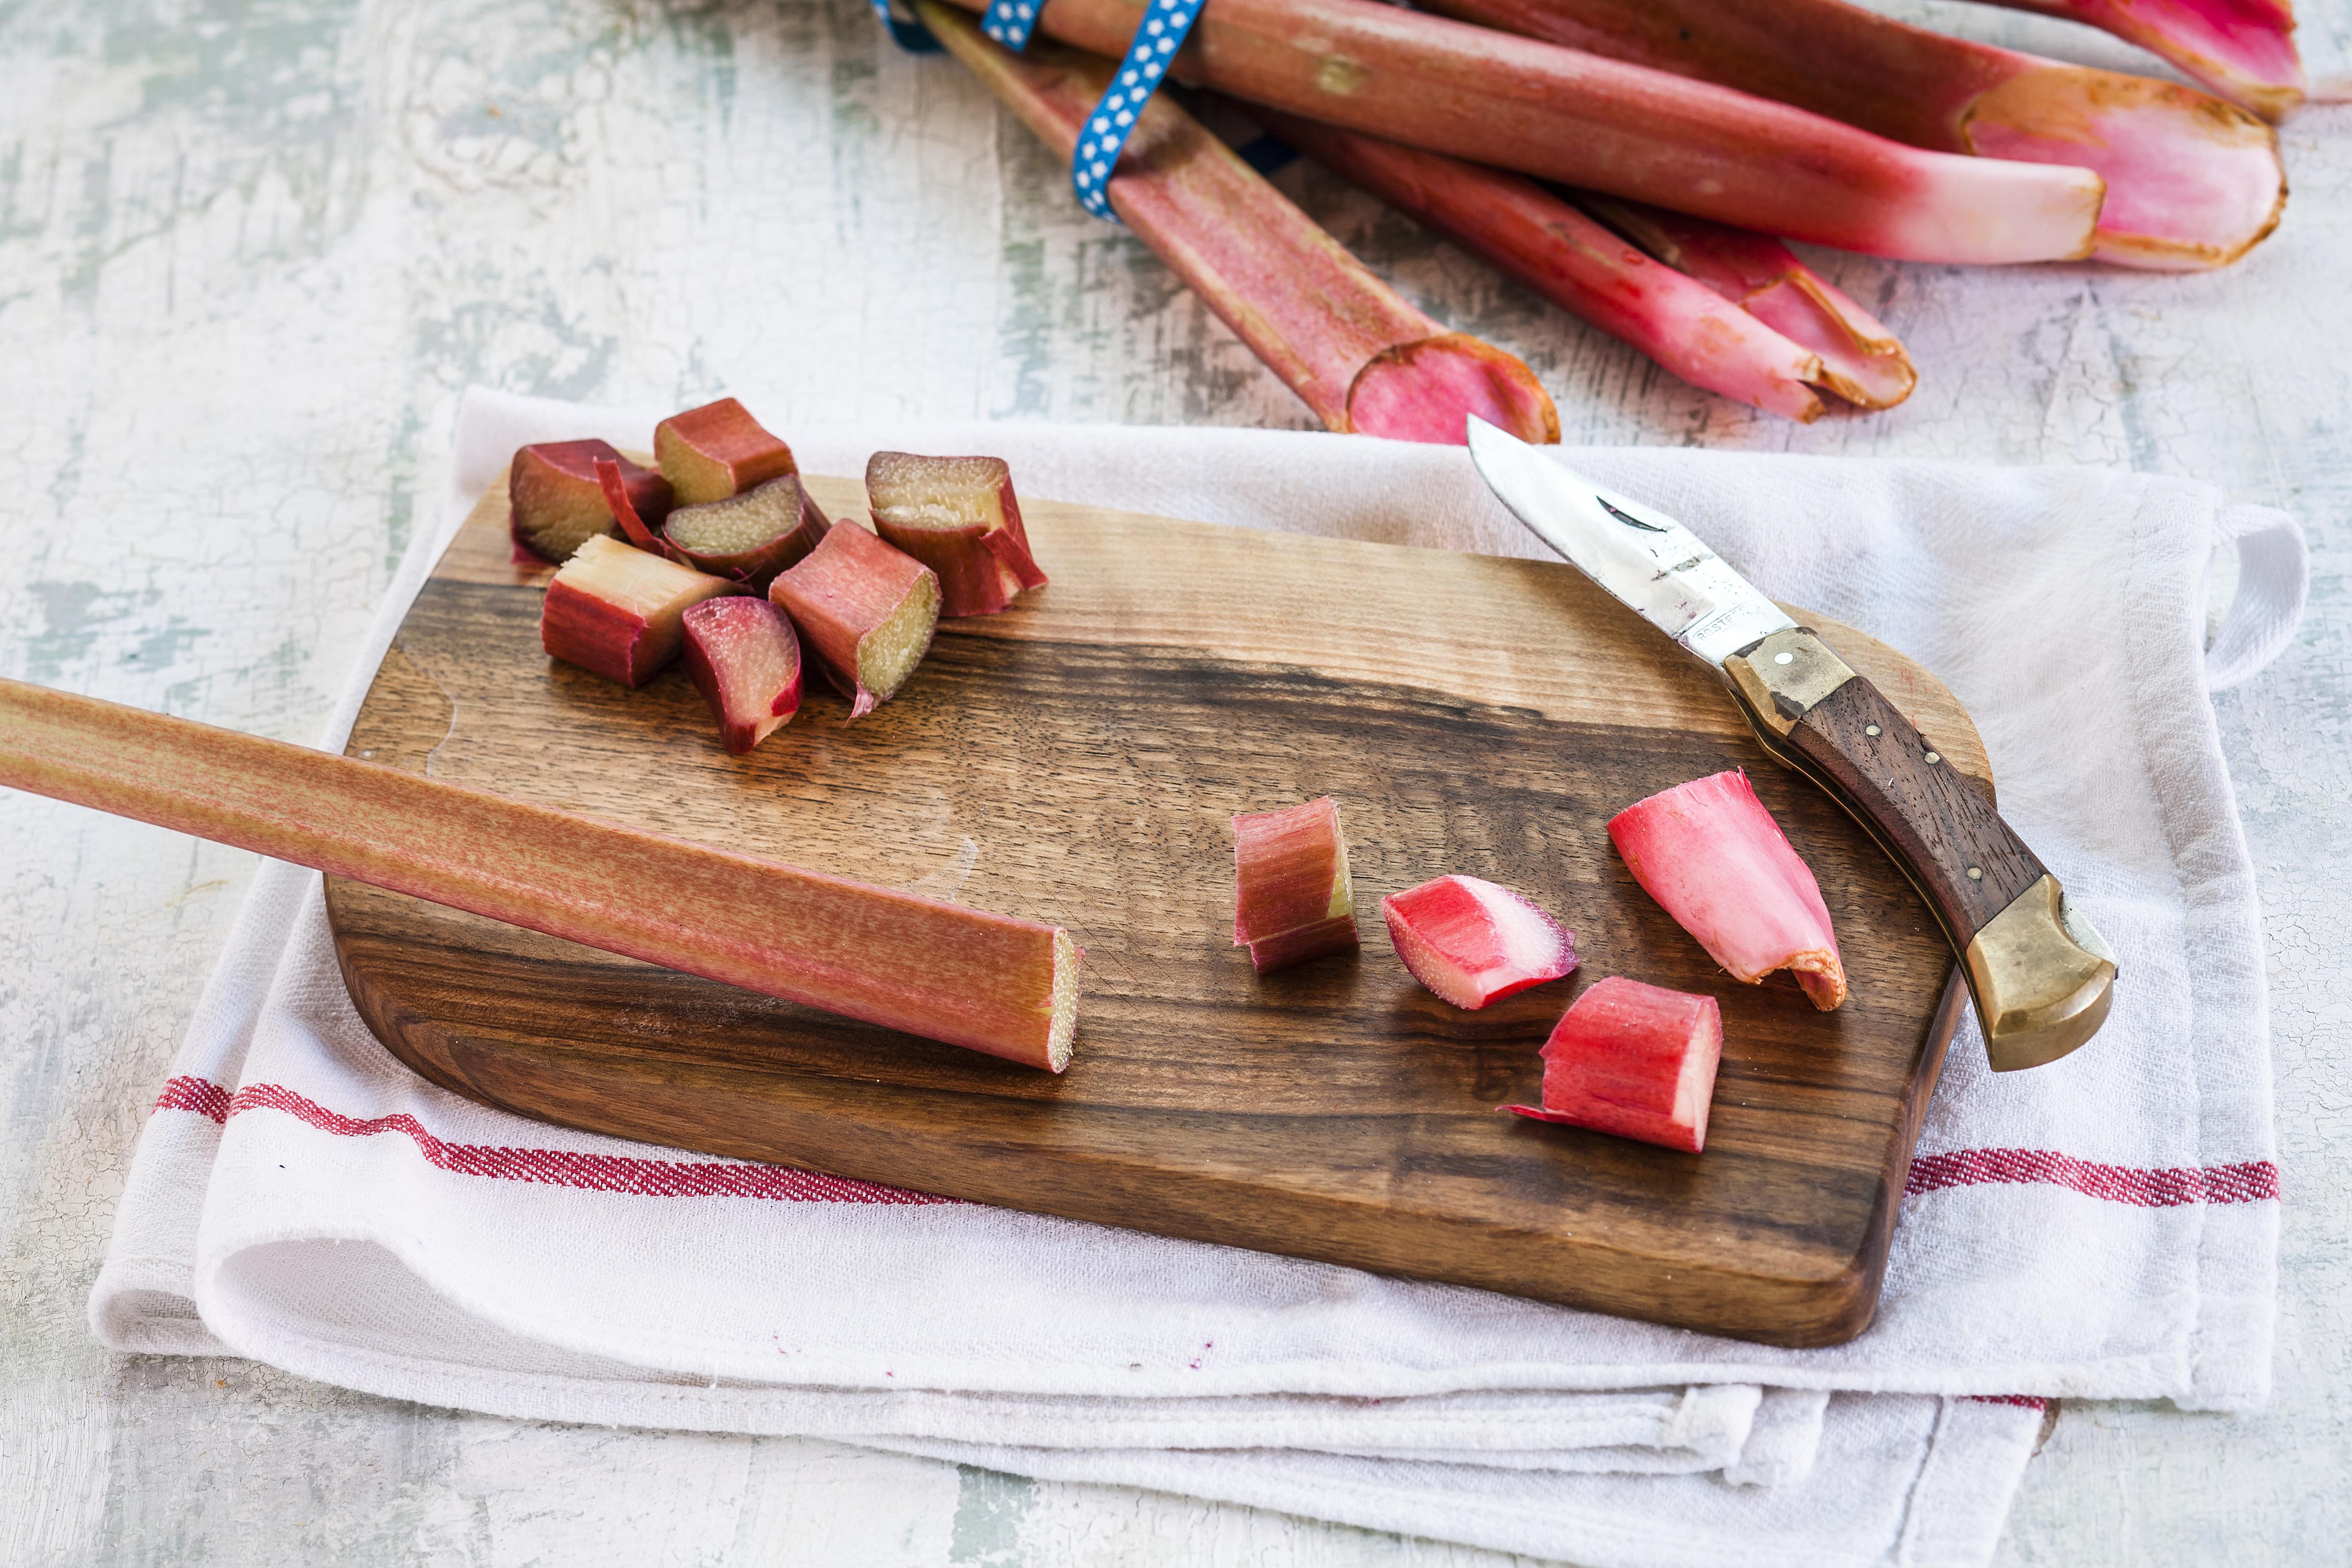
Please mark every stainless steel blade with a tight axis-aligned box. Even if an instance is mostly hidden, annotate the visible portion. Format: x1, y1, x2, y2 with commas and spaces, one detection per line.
1466, 417, 1793, 668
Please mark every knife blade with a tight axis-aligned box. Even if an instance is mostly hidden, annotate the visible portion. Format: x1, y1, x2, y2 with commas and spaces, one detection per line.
1467, 416, 2114, 1071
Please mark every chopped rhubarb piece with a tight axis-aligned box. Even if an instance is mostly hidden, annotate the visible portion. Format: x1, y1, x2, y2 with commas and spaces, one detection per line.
769, 524, 941, 720
662, 475, 832, 593
540, 534, 736, 688
1426, 0, 2285, 271
509, 440, 674, 564
1503, 976, 1723, 1153
1232, 796, 1359, 973
1574, 195, 1917, 410
867, 451, 1049, 618
655, 398, 797, 505
1608, 770, 1847, 1010
682, 597, 803, 754
931, 0, 2106, 266
922, 3, 1559, 445
1381, 874, 1575, 1009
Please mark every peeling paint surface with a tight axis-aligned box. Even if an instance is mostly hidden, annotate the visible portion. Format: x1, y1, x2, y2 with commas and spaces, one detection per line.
1, 0, 2348, 1561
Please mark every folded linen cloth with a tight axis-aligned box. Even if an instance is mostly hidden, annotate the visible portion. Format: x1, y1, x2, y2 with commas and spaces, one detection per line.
88, 388, 2304, 1567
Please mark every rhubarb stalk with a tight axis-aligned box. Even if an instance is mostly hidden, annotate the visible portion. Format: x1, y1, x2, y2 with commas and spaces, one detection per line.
769, 521, 941, 719
866, 452, 1050, 617
1232, 797, 1360, 973
541, 534, 737, 688
1381, 874, 1576, 1009
1252, 111, 1835, 422
1504, 976, 1723, 1153
1608, 770, 1847, 1010
1422, 0, 2285, 270
1977, 0, 2306, 120
0, 676, 1083, 1069
510, 441, 674, 565
1574, 195, 1916, 409
930, 0, 2105, 265
919, 0, 1559, 445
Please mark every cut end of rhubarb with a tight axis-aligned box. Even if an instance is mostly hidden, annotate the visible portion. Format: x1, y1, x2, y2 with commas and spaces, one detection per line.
2068, 0, 2307, 119
1380, 874, 1575, 1010
1042, 928, 1083, 1073
769, 523, 941, 720
1505, 975, 1723, 1153
1742, 276, 1918, 410
655, 398, 798, 506
682, 596, 803, 754
1962, 67, 2284, 271
1609, 770, 1847, 1010
664, 474, 832, 592
867, 450, 1048, 617
1232, 796, 1360, 974
1344, 334, 1560, 447
510, 441, 674, 564
541, 534, 737, 688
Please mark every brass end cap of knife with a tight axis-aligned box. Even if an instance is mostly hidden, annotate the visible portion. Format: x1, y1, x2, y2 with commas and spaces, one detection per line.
1965, 874, 2118, 1072
1723, 628, 1858, 738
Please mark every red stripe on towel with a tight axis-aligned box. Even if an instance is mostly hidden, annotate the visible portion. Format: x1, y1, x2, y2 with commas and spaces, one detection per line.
1906, 1148, 2279, 1206
1968, 1394, 2051, 1412
153, 1078, 2273, 1211
145, 1078, 953, 1206
153, 1075, 233, 1123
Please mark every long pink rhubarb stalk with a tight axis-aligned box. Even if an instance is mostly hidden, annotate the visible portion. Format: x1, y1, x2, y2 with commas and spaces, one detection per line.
1424, 0, 2285, 270
0, 677, 1082, 1070
1981, 0, 2306, 120
933, 0, 2103, 264
1609, 771, 1846, 1010
1254, 111, 1836, 422
1574, 195, 1916, 410
921, 1, 1556, 445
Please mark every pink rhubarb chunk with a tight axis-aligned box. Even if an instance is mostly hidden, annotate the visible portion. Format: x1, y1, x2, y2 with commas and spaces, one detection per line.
682, 597, 803, 754
1608, 769, 1847, 1010
1232, 796, 1359, 973
1380, 874, 1575, 1009
1503, 976, 1723, 1153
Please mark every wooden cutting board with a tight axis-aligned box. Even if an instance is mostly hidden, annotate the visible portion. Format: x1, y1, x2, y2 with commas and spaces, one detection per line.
327, 474, 1987, 1348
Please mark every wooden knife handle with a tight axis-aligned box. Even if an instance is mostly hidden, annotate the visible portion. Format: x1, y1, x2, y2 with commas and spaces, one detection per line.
1721, 629, 2116, 1072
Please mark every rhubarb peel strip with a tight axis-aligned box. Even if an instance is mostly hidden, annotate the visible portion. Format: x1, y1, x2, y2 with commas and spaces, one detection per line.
1253, 111, 1834, 423
1608, 770, 1847, 1011
1232, 796, 1360, 973
931, 0, 2105, 265
510, 441, 673, 565
1503, 975, 1722, 1153
0, 677, 1081, 1070
920, 0, 1559, 445
1426, 0, 2285, 271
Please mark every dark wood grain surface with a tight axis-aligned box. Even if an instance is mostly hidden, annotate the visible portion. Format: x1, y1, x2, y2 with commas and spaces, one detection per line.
326, 475, 1993, 1347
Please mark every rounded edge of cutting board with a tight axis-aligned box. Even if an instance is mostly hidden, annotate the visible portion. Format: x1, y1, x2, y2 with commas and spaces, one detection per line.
324, 478, 1994, 1349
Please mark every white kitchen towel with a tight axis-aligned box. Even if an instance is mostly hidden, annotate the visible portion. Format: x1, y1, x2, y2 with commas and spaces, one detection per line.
87, 387, 2303, 1567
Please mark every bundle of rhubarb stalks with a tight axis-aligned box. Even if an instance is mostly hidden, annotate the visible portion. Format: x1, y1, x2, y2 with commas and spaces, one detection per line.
912, 0, 2301, 430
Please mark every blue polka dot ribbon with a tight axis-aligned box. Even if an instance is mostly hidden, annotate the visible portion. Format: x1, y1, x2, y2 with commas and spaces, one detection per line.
871, 0, 1208, 226
1067, 0, 1206, 220
978, 0, 1045, 49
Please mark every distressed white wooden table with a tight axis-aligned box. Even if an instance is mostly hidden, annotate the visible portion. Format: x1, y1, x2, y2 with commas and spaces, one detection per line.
1, 0, 2345, 1560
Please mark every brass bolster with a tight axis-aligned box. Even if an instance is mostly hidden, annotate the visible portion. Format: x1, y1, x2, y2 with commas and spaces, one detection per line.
1964, 874, 2118, 1072
1722, 628, 1858, 736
